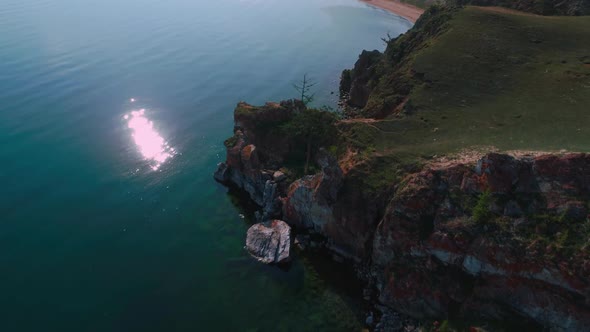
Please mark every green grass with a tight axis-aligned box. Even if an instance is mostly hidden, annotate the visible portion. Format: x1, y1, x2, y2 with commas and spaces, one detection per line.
348, 7, 590, 158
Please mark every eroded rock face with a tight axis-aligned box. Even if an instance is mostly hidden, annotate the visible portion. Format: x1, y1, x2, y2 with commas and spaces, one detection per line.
372, 153, 590, 331
214, 101, 366, 258
214, 101, 303, 219
281, 151, 379, 260
283, 151, 343, 231
340, 50, 382, 109
245, 220, 291, 264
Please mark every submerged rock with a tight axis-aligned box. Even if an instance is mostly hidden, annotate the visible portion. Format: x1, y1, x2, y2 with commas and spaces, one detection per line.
245, 220, 291, 264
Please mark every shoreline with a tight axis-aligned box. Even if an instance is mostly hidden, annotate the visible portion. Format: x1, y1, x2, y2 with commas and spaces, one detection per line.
360, 0, 425, 23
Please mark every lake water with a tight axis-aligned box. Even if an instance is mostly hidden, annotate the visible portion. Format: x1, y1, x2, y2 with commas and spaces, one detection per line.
0, 0, 411, 330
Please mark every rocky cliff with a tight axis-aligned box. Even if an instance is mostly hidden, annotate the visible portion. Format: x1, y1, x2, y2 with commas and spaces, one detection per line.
372, 152, 590, 331
216, 101, 590, 330
215, 100, 377, 259
215, 3, 590, 331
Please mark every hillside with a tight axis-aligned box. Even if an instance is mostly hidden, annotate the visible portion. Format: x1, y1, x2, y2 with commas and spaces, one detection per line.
400, 0, 590, 15
341, 5, 590, 160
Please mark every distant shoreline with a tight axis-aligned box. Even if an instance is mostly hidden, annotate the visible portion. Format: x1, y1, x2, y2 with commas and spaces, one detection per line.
360, 0, 424, 23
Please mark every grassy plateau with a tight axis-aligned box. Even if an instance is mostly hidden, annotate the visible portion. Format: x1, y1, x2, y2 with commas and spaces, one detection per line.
344, 6, 590, 159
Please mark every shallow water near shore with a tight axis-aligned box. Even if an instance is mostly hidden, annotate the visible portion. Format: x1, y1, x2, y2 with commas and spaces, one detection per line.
0, 0, 411, 330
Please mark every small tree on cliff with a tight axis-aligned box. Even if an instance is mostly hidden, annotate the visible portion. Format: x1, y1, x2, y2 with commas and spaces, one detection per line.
283, 108, 337, 175
293, 74, 316, 105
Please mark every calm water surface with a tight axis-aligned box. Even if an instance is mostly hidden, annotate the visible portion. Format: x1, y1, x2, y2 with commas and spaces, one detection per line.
0, 0, 411, 330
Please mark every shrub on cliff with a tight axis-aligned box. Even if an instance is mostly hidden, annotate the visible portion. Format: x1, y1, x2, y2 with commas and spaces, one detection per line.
472, 190, 493, 223
281, 108, 338, 175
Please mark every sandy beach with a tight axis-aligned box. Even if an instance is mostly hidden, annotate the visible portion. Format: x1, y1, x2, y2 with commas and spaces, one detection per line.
360, 0, 424, 23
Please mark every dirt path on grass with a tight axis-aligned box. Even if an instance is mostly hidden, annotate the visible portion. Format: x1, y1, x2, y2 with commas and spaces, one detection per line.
340, 118, 385, 132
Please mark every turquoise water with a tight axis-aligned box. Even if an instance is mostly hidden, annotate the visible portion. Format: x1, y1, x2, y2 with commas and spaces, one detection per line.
0, 0, 411, 330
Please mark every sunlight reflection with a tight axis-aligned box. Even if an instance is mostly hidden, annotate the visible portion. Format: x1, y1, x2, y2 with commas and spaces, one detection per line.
125, 108, 175, 170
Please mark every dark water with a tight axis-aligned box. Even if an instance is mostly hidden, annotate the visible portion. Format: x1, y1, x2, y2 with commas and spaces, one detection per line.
0, 0, 411, 330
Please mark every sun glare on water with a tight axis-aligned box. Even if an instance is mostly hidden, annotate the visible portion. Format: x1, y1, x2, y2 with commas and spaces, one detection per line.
124, 108, 175, 170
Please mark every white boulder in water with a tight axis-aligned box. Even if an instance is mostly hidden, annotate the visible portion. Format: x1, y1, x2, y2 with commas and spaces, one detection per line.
245, 220, 291, 264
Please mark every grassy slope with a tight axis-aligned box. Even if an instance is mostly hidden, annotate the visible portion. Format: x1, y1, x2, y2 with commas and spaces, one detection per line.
349, 6, 590, 159
403, 0, 590, 15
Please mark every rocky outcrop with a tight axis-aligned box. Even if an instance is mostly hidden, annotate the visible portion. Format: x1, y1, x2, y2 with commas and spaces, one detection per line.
340, 50, 382, 109
372, 153, 590, 331
215, 100, 304, 220
246, 220, 291, 264
215, 101, 590, 330
215, 101, 371, 259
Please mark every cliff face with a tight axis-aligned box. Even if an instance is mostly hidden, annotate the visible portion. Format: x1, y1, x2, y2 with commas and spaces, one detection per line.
215, 101, 378, 259
216, 101, 590, 330
373, 153, 590, 330
215, 100, 305, 220
282, 153, 387, 259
